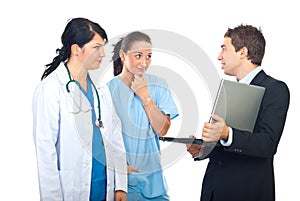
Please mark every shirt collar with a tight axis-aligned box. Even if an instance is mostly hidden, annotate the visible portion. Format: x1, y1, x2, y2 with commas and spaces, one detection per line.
239, 66, 263, 84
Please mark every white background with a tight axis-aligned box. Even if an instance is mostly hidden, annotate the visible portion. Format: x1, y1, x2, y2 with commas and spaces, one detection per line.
0, 0, 299, 200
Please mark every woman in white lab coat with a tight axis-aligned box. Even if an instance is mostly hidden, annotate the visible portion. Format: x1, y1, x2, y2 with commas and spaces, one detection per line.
32, 18, 127, 201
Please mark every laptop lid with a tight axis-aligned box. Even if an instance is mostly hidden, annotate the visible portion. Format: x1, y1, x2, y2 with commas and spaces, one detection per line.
210, 79, 265, 132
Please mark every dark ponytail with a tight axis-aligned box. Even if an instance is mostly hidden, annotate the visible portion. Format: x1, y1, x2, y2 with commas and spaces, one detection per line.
112, 38, 123, 76
41, 47, 69, 80
41, 18, 108, 80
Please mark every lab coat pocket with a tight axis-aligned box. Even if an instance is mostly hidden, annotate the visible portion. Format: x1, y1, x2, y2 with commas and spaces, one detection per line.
59, 170, 74, 200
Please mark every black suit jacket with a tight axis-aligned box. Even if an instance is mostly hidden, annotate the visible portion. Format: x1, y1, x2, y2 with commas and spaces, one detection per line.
201, 70, 290, 201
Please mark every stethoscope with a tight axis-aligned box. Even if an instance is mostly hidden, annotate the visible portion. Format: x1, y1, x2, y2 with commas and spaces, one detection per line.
65, 64, 103, 128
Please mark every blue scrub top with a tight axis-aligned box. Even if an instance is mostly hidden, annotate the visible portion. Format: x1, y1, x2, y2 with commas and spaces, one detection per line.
108, 74, 179, 198
81, 79, 107, 201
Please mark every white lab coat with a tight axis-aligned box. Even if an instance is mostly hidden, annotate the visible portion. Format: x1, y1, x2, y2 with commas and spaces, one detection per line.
32, 63, 127, 201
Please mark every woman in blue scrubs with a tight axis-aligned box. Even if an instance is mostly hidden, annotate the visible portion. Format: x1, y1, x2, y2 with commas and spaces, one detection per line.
108, 31, 179, 201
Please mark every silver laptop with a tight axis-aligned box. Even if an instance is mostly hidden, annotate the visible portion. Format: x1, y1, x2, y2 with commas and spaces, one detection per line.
210, 79, 265, 132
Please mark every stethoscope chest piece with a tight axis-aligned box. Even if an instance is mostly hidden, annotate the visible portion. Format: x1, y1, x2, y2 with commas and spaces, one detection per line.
95, 120, 104, 128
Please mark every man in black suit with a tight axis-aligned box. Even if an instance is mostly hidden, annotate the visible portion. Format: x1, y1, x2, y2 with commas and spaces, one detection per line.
187, 24, 290, 201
